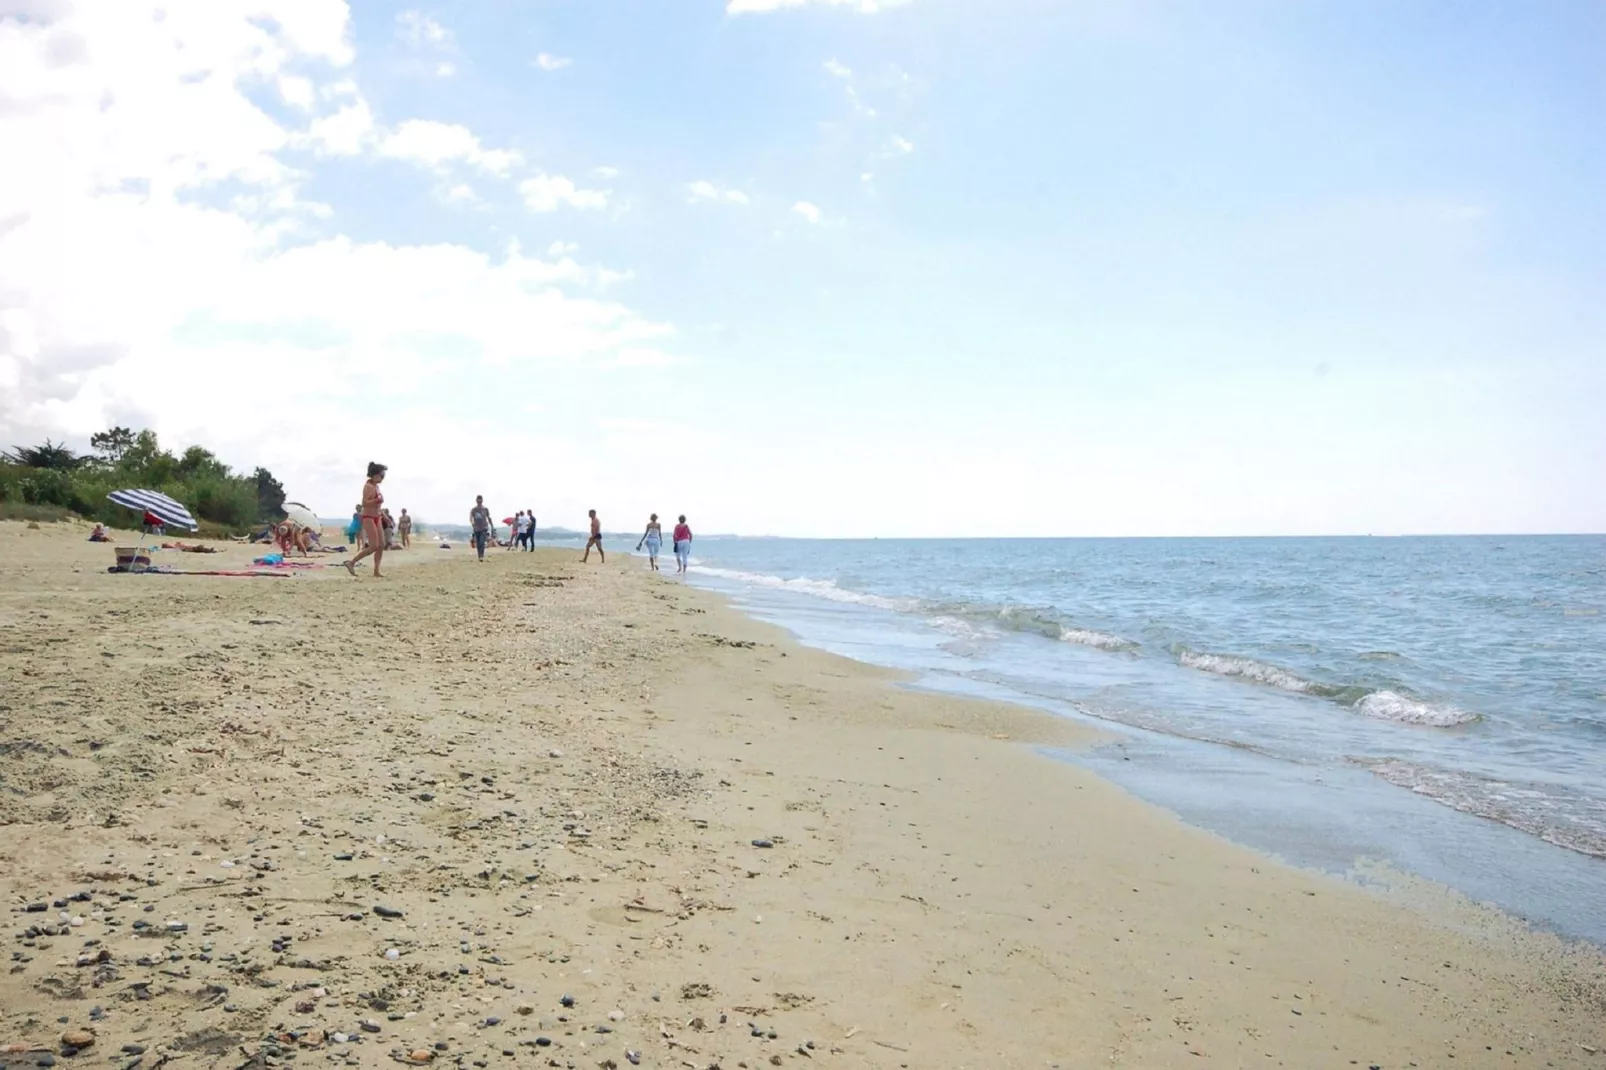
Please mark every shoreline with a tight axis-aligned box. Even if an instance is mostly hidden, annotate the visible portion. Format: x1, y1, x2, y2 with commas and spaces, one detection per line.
1, 521, 1603, 1068
684, 547, 1606, 947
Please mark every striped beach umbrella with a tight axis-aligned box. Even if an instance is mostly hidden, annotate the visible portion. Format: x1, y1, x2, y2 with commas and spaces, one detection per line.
107, 489, 199, 531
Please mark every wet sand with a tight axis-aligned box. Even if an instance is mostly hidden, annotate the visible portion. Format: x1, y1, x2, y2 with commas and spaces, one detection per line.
1, 520, 1602, 1069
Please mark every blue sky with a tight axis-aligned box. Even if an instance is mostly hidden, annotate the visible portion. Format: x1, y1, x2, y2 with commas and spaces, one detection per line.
1, 0, 1601, 535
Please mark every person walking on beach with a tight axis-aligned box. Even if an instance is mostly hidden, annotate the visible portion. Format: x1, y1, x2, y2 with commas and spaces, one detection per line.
470, 496, 493, 561
346, 505, 363, 550
524, 509, 536, 551
343, 462, 387, 578
637, 514, 663, 571
398, 508, 412, 549
508, 511, 523, 552
582, 509, 605, 563
673, 515, 693, 575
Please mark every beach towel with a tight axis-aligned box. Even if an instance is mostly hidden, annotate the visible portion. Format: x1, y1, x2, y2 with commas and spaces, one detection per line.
107, 566, 290, 578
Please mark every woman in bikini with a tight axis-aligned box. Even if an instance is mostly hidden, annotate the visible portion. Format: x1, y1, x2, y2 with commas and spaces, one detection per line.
344, 462, 388, 577
636, 514, 663, 570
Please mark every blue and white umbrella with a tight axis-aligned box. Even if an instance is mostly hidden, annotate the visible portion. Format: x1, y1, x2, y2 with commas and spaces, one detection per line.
107, 489, 199, 531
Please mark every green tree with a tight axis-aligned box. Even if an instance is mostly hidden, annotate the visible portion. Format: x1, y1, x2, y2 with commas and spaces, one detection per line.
0, 426, 279, 535
89, 426, 135, 464
120, 430, 175, 482
3, 440, 83, 470
176, 445, 230, 480
254, 467, 286, 522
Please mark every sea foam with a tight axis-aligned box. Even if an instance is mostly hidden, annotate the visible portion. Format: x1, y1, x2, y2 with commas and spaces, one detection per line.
1177, 651, 1316, 693
1352, 690, 1478, 728
1356, 758, 1606, 859
686, 566, 917, 612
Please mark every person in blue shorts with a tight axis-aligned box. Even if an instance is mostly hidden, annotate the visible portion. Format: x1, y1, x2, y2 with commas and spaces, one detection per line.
636, 514, 663, 570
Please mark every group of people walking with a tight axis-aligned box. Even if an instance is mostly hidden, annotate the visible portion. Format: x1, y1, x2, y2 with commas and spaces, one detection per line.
636, 513, 694, 574
508, 510, 538, 551
340, 461, 692, 578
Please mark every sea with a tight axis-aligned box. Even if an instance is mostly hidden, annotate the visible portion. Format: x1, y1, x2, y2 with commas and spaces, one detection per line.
662, 536, 1606, 945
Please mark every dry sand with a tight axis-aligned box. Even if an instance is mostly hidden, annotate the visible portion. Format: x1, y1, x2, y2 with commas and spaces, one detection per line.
1, 519, 1603, 1070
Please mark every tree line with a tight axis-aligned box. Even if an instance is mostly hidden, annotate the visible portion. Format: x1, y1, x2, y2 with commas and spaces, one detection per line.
0, 427, 286, 533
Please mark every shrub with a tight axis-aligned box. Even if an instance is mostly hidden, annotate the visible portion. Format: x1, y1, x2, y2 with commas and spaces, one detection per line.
2, 430, 288, 536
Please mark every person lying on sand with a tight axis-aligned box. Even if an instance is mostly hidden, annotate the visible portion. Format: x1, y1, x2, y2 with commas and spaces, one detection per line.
161, 541, 218, 553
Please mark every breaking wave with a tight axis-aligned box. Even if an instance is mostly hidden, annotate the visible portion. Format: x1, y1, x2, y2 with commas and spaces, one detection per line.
1353, 690, 1478, 728
690, 567, 1478, 730
1177, 651, 1317, 693
986, 605, 1136, 650
685, 566, 917, 613
1177, 652, 1478, 728
689, 566, 1136, 652
1354, 758, 1606, 859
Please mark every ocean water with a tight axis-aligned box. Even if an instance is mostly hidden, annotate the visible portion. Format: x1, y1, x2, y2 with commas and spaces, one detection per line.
675, 536, 1606, 944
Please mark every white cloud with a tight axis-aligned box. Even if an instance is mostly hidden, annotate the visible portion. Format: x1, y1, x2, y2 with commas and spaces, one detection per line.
534, 52, 572, 71
819, 60, 877, 117
886, 134, 914, 155
593, 165, 621, 180
307, 99, 376, 156
687, 180, 749, 205
730, 0, 910, 13
547, 240, 579, 257
520, 173, 610, 212
791, 201, 824, 224
607, 349, 680, 368
396, 10, 452, 48
278, 74, 317, 110
435, 61, 456, 78
442, 183, 478, 206
378, 120, 522, 176
0, 0, 676, 523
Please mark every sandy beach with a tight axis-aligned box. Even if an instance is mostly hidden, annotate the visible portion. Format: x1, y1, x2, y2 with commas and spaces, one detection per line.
1, 520, 1602, 1070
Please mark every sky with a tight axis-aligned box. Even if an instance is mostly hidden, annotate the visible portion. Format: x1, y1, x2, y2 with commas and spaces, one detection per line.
0, 0, 1602, 538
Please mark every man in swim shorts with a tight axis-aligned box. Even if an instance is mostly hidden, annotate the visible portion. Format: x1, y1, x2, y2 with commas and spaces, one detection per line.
582, 509, 605, 563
